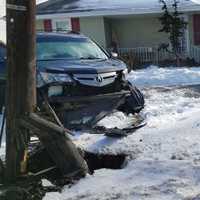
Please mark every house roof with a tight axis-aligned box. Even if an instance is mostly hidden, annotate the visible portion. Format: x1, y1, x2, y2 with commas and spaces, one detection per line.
37, 0, 200, 19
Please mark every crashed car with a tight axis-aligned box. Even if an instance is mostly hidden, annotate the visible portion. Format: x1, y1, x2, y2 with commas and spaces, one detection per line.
0, 32, 145, 132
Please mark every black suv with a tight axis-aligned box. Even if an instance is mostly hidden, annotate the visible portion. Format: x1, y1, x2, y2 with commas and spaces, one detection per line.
0, 32, 144, 128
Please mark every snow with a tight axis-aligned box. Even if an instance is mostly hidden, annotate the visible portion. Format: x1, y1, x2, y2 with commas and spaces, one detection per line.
97, 111, 134, 129
37, 0, 48, 4
191, 0, 200, 4
37, 0, 200, 17
0, 65, 200, 199
73, 86, 200, 157
44, 160, 200, 200
128, 65, 200, 87
71, 0, 198, 11
42, 179, 54, 187
43, 65, 200, 200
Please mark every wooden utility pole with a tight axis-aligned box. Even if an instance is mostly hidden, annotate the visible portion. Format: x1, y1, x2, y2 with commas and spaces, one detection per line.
6, 0, 36, 183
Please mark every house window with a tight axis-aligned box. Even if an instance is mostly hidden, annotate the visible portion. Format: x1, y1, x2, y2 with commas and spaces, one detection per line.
54, 19, 71, 32
193, 14, 200, 45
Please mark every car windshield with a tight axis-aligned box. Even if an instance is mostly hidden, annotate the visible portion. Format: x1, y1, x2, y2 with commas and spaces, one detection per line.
37, 38, 108, 61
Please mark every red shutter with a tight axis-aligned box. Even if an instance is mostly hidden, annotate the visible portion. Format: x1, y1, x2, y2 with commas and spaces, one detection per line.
71, 18, 80, 32
193, 14, 200, 45
44, 19, 52, 32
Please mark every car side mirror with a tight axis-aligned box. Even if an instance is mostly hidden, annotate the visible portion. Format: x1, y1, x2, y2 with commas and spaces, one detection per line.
111, 52, 118, 58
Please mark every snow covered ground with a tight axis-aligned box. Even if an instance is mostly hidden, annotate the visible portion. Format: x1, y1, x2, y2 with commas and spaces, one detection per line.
43, 66, 200, 200
128, 65, 200, 87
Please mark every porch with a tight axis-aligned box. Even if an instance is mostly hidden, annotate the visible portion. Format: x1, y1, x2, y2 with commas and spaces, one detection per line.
114, 47, 172, 68
104, 14, 194, 67
79, 13, 200, 67
111, 45, 200, 69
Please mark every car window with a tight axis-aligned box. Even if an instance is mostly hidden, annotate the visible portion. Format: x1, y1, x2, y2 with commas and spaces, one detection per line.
37, 39, 108, 61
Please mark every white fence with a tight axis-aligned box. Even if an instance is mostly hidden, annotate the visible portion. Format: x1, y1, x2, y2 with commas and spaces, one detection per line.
117, 47, 156, 63
190, 45, 200, 64
109, 46, 200, 66
115, 47, 172, 65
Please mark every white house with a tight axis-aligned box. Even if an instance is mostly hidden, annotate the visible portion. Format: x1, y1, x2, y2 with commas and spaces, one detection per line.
1, 0, 200, 64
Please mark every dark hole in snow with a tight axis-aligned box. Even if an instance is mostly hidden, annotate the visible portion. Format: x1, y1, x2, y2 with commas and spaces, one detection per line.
28, 145, 127, 181
28, 146, 64, 181
84, 151, 127, 174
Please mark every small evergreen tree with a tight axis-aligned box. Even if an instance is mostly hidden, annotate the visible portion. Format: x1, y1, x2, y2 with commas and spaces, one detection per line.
158, 0, 187, 66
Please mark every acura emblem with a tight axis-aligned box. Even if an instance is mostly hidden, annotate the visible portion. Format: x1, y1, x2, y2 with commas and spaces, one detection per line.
96, 75, 103, 83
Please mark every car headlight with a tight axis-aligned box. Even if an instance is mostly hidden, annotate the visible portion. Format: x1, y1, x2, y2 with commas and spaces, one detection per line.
48, 85, 63, 97
37, 72, 73, 87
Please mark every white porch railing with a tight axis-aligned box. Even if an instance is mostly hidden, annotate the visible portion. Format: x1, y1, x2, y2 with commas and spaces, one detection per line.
114, 47, 172, 65
190, 45, 200, 64
108, 46, 199, 67
117, 47, 156, 63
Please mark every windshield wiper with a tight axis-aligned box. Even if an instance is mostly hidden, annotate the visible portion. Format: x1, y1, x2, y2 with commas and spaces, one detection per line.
37, 58, 69, 61
80, 57, 103, 60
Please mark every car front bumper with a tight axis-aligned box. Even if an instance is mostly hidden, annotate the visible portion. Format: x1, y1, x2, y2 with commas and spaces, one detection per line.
46, 90, 131, 129
48, 90, 131, 104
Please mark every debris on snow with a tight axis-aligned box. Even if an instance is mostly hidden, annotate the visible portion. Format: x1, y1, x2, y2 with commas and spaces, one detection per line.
43, 66, 200, 200
42, 179, 55, 187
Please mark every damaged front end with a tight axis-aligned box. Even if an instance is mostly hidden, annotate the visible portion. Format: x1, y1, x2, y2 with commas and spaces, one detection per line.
37, 69, 145, 135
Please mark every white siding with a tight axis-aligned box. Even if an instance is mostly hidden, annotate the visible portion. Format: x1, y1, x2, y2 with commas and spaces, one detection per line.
0, 0, 6, 43
80, 17, 106, 48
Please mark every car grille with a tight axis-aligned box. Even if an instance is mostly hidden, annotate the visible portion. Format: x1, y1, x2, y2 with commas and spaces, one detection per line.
63, 72, 123, 96
39, 71, 124, 98
73, 72, 117, 87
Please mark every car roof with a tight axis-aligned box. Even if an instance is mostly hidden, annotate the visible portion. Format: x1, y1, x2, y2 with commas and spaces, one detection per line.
0, 32, 90, 47
37, 32, 88, 41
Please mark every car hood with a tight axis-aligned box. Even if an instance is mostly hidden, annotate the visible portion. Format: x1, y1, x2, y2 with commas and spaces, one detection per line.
37, 58, 126, 74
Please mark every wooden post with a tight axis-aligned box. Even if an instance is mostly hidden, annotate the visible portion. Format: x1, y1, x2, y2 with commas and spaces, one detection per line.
6, 0, 36, 183
19, 113, 88, 178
